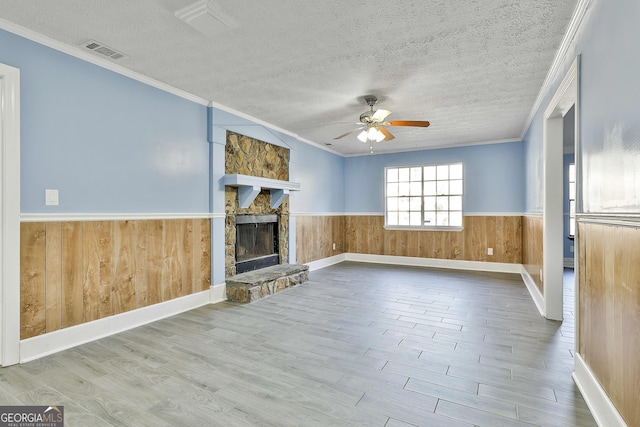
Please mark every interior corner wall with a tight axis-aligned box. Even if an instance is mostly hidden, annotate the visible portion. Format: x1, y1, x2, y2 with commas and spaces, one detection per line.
298, 142, 528, 267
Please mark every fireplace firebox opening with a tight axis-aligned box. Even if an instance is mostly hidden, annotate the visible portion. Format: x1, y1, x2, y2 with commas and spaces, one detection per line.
235, 214, 280, 274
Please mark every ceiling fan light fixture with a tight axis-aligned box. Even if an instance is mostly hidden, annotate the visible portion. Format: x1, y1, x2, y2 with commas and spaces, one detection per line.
369, 127, 385, 142
357, 130, 368, 143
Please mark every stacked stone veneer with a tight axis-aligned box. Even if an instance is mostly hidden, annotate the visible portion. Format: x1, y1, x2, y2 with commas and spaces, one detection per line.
226, 264, 309, 303
225, 131, 290, 278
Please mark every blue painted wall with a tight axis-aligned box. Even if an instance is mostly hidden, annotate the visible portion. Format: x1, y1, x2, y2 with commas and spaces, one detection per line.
579, 0, 640, 214
524, 0, 640, 216
283, 133, 345, 214
1, 28, 209, 214
344, 142, 525, 214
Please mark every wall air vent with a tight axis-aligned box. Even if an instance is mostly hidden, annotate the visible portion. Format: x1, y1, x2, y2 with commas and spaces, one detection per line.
81, 40, 126, 60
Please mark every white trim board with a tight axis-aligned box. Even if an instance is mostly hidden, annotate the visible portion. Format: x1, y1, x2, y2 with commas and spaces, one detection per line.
520, 266, 545, 317
20, 289, 213, 363
291, 212, 348, 217
20, 212, 223, 222
303, 212, 526, 217
0, 62, 21, 366
340, 253, 522, 274
210, 283, 227, 304
305, 254, 347, 271
573, 353, 627, 427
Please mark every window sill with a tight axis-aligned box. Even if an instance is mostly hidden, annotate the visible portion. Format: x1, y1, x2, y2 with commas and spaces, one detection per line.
384, 225, 464, 232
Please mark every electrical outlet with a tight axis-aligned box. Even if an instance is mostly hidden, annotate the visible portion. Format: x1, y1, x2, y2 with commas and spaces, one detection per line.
570, 246, 574, 253
540, 269, 544, 282
332, 243, 336, 250
487, 247, 493, 256
453, 247, 460, 255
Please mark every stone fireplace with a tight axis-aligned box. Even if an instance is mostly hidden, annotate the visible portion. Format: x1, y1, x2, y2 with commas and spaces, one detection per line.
224, 131, 290, 278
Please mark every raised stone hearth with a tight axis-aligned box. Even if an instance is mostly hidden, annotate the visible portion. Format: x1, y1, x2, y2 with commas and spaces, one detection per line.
226, 264, 309, 303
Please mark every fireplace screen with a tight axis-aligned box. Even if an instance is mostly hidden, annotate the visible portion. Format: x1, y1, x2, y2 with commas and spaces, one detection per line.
235, 214, 279, 273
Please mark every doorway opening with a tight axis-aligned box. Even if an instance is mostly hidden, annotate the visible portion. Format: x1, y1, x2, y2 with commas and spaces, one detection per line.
542, 56, 579, 322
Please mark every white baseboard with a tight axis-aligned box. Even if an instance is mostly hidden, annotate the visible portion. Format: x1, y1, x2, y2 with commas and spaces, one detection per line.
521, 266, 545, 317
573, 353, 628, 427
305, 254, 347, 271
564, 257, 575, 268
210, 282, 227, 303
19, 289, 212, 363
342, 253, 523, 274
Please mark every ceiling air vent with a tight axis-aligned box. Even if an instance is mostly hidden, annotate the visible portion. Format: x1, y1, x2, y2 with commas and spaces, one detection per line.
175, 0, 239, 38
81, 40, 126, 60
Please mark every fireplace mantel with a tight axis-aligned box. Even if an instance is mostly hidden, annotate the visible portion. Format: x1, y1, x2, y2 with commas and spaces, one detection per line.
223, 174, 300, 208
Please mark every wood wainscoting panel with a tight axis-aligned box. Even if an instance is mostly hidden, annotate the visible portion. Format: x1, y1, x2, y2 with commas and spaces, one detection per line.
44, 222, 62, 333
147, 220, 164, 306
583, 223, 607, 391
61, 222, 84, 329
163, 219, 193, 301
296, 215, 347, 264
83, 221, 114, 322
618, 225, 640, 424
198, 218, 212, 291
303, 215, 522, 265
578, 222, 587, 357
19, 218, 211, 340
135, 220, 149, 308
522, 216, 543, 293
502, 216, 523, 264
579, 221, 640, 426
114, 221, 138, 314
20, 222, 47, 340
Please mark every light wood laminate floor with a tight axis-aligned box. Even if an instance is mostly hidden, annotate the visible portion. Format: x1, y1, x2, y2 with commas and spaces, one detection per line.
1, 262, 596, 426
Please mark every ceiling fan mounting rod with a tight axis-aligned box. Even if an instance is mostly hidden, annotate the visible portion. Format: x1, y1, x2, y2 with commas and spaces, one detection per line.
364, 95, 378, 109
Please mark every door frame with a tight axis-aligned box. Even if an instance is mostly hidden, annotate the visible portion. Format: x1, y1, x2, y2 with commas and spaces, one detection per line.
0, 62, 21, 366
543, 56, 579, 321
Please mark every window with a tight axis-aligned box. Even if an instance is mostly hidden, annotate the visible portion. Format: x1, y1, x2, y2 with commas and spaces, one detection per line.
568, 163, 576, 237
385, 163, 463, 229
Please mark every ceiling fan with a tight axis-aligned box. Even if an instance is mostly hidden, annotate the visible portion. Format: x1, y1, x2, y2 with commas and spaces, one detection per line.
334, 95, 430, 152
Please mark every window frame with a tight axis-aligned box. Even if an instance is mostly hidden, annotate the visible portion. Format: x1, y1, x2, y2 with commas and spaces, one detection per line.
568, 163, 576, 239
384, 162, 464, 231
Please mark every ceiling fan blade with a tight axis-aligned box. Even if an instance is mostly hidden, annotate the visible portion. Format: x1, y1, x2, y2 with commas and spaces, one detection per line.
388, 120, 431, 128
372, 109, 392, 122
333, 128, 363, 140
379, 126, 395, 141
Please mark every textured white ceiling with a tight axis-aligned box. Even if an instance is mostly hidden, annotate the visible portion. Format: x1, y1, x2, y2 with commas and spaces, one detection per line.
0, 0, 578, 155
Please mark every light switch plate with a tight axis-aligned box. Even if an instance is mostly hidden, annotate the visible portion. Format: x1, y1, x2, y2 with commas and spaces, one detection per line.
45, 189, 59, 206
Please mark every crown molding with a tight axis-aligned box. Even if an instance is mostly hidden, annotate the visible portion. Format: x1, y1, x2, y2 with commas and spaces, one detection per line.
520, 0, 593, 139
207, 101, 342, 156
0, 18, 209, 107
342, 137, 522, 157
20, 212, 221, 222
